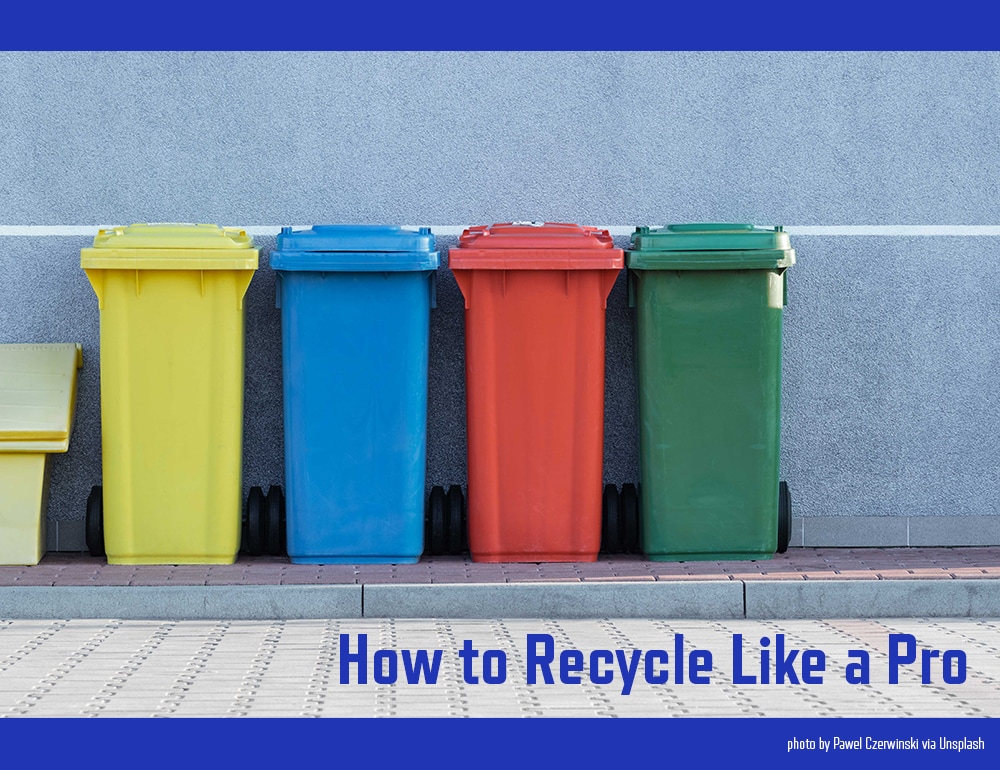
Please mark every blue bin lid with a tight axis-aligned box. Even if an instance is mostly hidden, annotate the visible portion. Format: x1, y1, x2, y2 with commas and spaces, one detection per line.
271, 225, 439, 272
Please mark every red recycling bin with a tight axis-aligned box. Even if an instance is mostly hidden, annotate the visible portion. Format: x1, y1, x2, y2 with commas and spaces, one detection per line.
449, 222, 623, 562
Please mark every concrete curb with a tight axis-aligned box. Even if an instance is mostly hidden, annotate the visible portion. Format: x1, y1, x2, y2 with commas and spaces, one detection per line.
745, 579, 1000, 619
0, 585, 363, 620
2, 580, 999, 620
362, 581, 746, 619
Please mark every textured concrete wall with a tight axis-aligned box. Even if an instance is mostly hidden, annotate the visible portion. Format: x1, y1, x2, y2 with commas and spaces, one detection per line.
2, 52, 999, 546
2, 51, 999, 224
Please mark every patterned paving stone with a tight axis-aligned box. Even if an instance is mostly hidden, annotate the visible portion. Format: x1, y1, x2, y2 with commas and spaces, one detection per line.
0, 618, 996, 718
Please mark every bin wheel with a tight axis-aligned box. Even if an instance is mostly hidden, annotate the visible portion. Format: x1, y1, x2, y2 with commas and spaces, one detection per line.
424, 488, 432, 553
620, 483, 640, 554
446, 485, 465, 556
280, 488, 287, 553
85, 485, 105, 558
777, 481, 791, 554
244, 487, 265, 557
602, 484, 620, 554
266, 486, 285, 557
427, 486, 446, 556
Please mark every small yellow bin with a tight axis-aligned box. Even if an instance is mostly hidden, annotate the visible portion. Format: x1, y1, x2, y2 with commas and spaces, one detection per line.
0, 343, 83, 565
81, 224, 258, 564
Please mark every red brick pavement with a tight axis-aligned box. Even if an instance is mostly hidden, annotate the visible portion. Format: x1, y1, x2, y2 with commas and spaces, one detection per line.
1, 547, 998, 586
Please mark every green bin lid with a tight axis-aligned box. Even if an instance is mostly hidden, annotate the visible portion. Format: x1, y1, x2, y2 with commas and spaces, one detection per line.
627, 223, 795, 270
81, 223, 258, 271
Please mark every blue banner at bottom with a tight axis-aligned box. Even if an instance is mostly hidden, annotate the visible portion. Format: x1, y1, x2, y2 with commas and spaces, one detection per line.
3, 717, 997, 768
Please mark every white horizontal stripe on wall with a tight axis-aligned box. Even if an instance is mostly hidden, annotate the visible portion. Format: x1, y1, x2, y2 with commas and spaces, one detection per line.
4, 225, 1000, 238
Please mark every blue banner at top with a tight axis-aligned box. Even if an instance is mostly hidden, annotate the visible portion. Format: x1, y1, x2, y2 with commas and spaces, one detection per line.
2, 0, 995, 51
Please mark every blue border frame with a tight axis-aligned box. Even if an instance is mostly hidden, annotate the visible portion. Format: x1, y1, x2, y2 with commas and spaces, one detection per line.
3, 718, 998, 767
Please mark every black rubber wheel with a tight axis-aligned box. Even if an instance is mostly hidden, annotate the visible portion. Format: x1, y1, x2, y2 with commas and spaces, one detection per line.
279, 488, 287, 554
244, 486, 265, 557
424, 489, 433, 553
459, 486, 469, 554
85, 485, 105, 558
428, 486, 446, 556
777, 480, 791, 554
602, 484, 620, 554
446, 485, 465, 556
620, 483, 640, 554
266, 486, 285, 557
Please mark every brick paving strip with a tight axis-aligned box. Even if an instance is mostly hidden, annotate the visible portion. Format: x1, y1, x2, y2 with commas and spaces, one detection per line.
1, 547, 998, 586
1, 548, 998, 620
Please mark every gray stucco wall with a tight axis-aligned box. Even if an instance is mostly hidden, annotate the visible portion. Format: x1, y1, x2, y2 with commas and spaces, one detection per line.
2, 51, 999, 549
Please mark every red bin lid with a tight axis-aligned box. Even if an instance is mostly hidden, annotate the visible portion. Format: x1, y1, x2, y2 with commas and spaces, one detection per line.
449, 222, 623, 270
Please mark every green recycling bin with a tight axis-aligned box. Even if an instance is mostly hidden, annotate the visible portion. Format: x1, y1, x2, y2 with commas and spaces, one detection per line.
626, 223, 795, 561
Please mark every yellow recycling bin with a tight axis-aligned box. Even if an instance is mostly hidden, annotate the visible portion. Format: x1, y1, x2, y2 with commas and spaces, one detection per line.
81, 223, 258, 564
0, 343, 83, 565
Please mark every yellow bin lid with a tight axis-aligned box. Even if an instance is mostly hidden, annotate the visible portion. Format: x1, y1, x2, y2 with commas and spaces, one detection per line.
80, 223, 259, 270
0, 343, 83, 453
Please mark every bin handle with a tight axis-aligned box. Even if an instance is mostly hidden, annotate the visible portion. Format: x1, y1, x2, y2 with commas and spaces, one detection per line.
83, 269, 105, 309
782, 268, 788, 307
599, 268, 620, 308
235, 271, 253, 311
453, 270, 472, 309
429, 272, 437, 310
627, 269, 635, 309
274, 271, 282, 310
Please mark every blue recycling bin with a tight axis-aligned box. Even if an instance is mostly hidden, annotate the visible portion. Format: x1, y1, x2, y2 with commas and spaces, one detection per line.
271, 225, 439, 564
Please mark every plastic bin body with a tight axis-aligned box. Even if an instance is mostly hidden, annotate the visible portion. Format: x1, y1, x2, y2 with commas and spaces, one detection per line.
81, 224, 257, 565
450, 223, 623, 562
272, 225, 438, 564
627, 223, 794, 561
0, 343, 82, 565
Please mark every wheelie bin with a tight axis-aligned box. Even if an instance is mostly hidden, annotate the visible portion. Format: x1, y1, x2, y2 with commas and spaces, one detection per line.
626, 223, 795, 560
450, 222, 623, 562
271, 225, 438, 564
0, 343, 83, 565
81, 223, 258, 564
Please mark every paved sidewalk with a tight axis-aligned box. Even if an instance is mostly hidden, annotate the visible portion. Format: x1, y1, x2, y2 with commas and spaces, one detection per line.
1, 548, 999, 620
2, 549, 997, 718
0, 618, 997, 717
